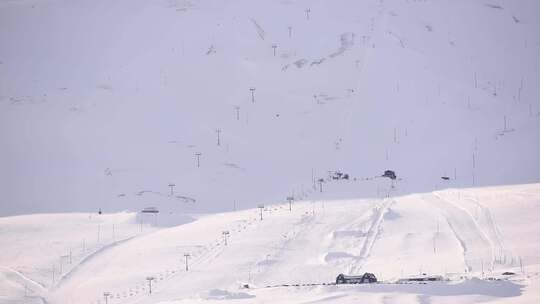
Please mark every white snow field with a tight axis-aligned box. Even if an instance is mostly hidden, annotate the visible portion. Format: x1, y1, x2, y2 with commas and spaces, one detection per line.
1, 0, 539, 216
1, 184, 540, 303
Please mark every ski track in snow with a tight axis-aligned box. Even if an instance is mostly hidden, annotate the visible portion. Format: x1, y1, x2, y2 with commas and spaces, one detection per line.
428, 193, 494, 273
462, 194, 508, 262
348, 199, 393, 274
0, 265, 47, 293
437, 190, 512, 266
54, 235, 139, 289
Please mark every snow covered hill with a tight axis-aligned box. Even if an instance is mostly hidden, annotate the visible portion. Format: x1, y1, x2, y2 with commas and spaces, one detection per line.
1, 184, 540, 303
1, 0, 540, 302
1, 0, 539, 216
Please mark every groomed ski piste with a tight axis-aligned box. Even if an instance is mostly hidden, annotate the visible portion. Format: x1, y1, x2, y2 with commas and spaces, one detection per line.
1, 183, 540, 303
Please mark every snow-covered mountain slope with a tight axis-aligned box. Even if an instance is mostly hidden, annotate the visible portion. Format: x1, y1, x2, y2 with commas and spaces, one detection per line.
1, 184, 539, 303
1, 0, 539, 216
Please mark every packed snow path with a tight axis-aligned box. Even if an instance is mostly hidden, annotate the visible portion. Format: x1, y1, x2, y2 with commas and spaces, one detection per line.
428, 193, 494, 274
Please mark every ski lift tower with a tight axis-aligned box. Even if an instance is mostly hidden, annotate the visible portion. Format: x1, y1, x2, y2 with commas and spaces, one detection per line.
142, 207, 159, 226
317, 178, 325, 192
146, 277, 155, 294
103, 292, 111, 304
222, 230, 230, 245
257, 205, 264, 221
249, 87, 256, 103
168, 183, 176, 196
286, 196, 294, 211
195, 152, 202, 168
184, 253, 191, 271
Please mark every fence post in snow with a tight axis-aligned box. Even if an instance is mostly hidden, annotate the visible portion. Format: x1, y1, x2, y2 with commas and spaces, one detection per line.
216, 129, 221, 146
222, 231, 230, 245
472, 152, 476, 186
250, 87, 256, 103
195, 152, 202, 168
518, 77, 523, 102
184, 253, 191, 271
234, 106, 240, 120
481, 259, 484, 278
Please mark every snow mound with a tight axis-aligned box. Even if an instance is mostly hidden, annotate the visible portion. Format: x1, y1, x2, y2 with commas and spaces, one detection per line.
201, 289, 255, 300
